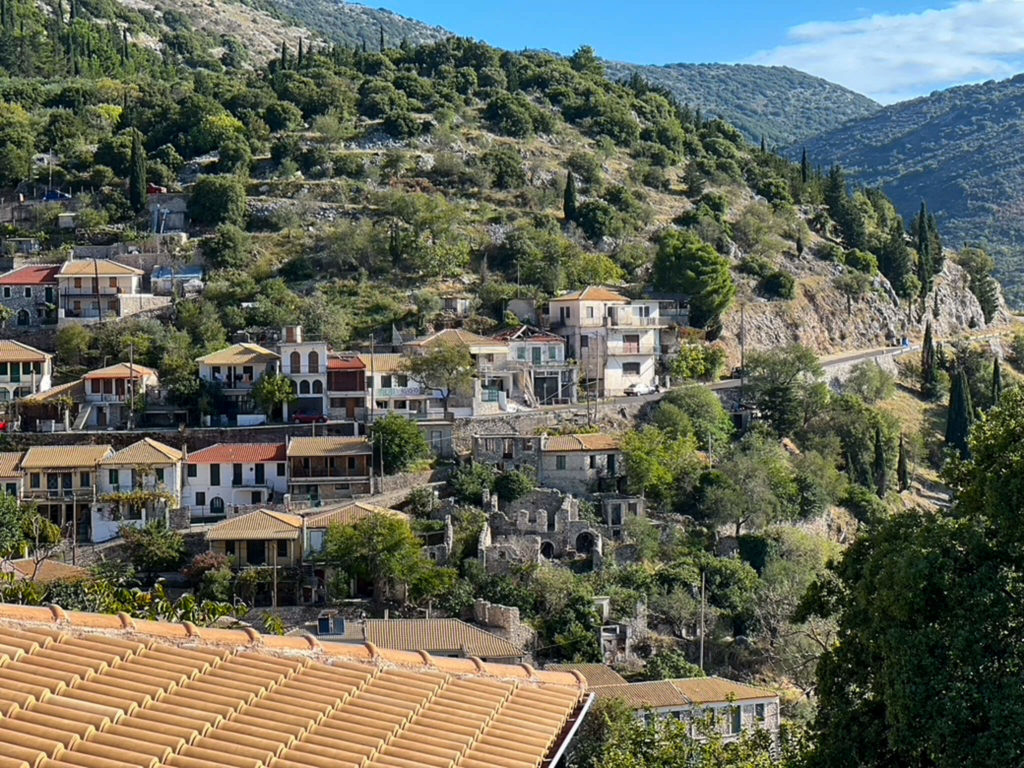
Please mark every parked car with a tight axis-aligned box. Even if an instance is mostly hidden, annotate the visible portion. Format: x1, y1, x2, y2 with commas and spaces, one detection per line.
624, 382, 660, 397
42, 189, 71, 202
292, 411, 327, 424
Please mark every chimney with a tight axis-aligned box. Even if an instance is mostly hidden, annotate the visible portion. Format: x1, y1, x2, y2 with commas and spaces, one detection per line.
283, 325, 302, 344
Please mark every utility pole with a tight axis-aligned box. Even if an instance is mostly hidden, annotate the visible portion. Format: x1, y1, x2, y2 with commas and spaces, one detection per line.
739, 302, 746, 403
699, 570, 706, 671
128, 341, 135, 430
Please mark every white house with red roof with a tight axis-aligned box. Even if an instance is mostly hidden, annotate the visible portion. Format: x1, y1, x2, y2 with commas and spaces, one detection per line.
184, 442, 289, 519
0, 264, 58, 327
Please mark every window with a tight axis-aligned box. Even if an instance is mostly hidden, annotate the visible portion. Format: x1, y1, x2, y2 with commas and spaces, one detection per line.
0, 363, 6, 376
347, 456, 356, 471
74, 278, 82, 288
394, 400, 406, 409
80, 472, 90, 488
755, 703, 765, 721
23, 287, 30, 298
242, 365, 253, 380
622, 362, 641, 376
381, 375, 392, 388
210, 464, 220, 485
396, 375, 408, 387
730, 707, 742, 735
312, 380, 323, 394
308, 530, 325, 553
251, 491, 262, 504
290, 351, 301, 373
549, 346, 558, 360
155, 468, 164, 484
277, 540, 288, 558
255, 464, 265, 484
517, 347, 527, 360
580, 336, 589, 348
277, 463, 285, 477
195, 492, 206, 506
108, 469, 119, 486
308, 350, 319, 373
589, 455, 597, 469
4, 482, 15, 496
187, 464, 197, 478
1, 287, 8, 298
232, 463, 243, 486
299, 380, 310, 395
555, 455, 567, 470
61, 473, 72, 489
224, 540, 234, 555
586, 306, 594, 319
29, 473, 39, 489
108, 277, 117, 288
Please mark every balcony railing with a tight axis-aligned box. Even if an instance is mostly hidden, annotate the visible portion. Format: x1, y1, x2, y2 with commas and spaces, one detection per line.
605, 314, 662, 328
24, 488, 94, 500
606, 344, 657, 356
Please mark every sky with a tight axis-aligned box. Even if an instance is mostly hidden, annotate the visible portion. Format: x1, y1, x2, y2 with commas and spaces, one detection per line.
368, 0, 1024, 103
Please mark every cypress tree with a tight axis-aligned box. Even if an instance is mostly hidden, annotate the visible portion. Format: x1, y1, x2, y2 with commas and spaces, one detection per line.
915, 202, 933, 296
879, 216, 913, 298
296, 38, 303, 69
897, 434, 910, 492
927, 212, 943, 273
128, 129, 146, 213
279, 40, 288, 70
800, 148, 809, 185
992, 360, 1003, 407
563, 170, 577, 223
921, 321, 939, 400
760, 135, 766, 153
873, 426, 888, 498
379, 24, 384, 53
945, 368, 973, 459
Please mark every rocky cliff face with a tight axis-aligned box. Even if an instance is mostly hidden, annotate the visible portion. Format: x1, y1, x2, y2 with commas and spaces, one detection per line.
718, 259, 1010, 361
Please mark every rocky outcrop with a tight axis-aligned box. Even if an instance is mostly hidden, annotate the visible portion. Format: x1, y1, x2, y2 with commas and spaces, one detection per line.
719, 259, 1011, 360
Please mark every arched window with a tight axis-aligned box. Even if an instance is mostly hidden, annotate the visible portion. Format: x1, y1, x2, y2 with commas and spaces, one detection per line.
308, 350, 319, 373
312, 380, 323, 394
210, 497, 225, 516
299, 380, 311, 395
16, 310, 29, 327
289, 351, 301, 373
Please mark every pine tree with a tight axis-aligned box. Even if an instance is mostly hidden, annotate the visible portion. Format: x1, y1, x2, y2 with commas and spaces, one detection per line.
873, 425, 888, 498
562, 170, 577, 223
921, 321, 940, 400
897, 434, 910, 492
879, 216, 913, 298
945, 368, 973, 459
128, 129, 146, 213
800, 148, 809, 185
992, 360, 1003, 407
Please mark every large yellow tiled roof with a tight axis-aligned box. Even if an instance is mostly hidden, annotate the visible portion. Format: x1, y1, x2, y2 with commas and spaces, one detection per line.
546, 662, 629, 687
287, 436, 371, 458
83, 362, 158, 380
0, 340, 49, 364
357, 353, 405, 373
0, 604, 586, 768
542, 433, 620, 452
20, 444, 113, 470
590, 680, 688, 708
99, 438, 182, 465
197, 342, 279, 366
206, 508, 303, 541
359, 618, 524, 660
0, 451, 23, 477
669, 676, 777, 704
406, 328, 508, 349
552, 286, 628, 302
57, 258, 143, 277
304, 501, 407, 528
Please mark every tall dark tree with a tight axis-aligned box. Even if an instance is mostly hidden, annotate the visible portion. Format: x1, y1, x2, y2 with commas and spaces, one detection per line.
379, 24, 385, 53
128, 128, 146, 213
992, 359, 1003, 407
562, 170, 577, 223
873, 426, 888, 498
279, 40, 288, 70
927, 211, 943, 273
920, 321, 940, 400
800, 147, 809, 185
914, 202, 934, 295
759, 135, 766, 153
945, 367, 973, 459
896, 434, 910, 492
878, 216, 914, 298
824, 165, 866, 249
296, 38, 304, 69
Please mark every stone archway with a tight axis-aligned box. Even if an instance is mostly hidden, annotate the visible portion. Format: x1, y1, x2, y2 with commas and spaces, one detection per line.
575, 531, 595, 555
540, 541, 555, 559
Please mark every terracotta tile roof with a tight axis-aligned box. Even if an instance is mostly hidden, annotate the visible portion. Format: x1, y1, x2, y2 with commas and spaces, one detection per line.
553, 286, 628, 302
83, 362, 158, 380
669, 676, 777, 704
99, 438, 182, 466
406, 328, 508, 350
197, 342, 279, 366
287, 436, 371, 458
0, 451, 23, 478
546, 663, 628, 687
590, 680, 689, 709
24, 379, 84, 403
20, 444, 113, 470
57, 258, 144, 277
2, 558, 89, 584
0, 604, 586, 768
304, 502, 407, 528
206, 508, 303, 541
328, 353, 365, 371
358, 353, 405, 373
187, 442, 287, 464
0, 264, 59, 285
542, 433, 621, 452
0, 340, 49, 364
357, 619, 525, 660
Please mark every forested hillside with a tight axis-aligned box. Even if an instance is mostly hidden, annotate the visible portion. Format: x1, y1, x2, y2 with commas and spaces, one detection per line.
798, 73, 1024, 306
606, 61, 879, 146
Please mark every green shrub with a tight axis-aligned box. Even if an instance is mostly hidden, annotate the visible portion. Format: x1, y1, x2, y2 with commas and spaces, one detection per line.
845, 249, 879, 274
760, 268, 796, 299
493, 469, 536, 502
452, 463, 496, 503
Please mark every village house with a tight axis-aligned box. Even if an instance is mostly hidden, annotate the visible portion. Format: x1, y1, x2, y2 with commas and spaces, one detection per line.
0, 451, 22, 498
19, 444, 113, 543
0, 340, 52, 402
405, 328, 512, 415
278, 325, 329, 422
0, 264, 58, 327
287, 436, 373, 501
207, 508, 303, 570
327, 352, 368, 421
553, 663, 781, 744
493, 325, 578, 406
55, 258, 169, 326
80, 362, 159, 429
150, 264, 203, 295
196, 342, 279, 418
360, 352, 444, 420
0, 603, 589, 768
91, 438, 183, 542
184, 442, 289, 520
547, 286, 665, 396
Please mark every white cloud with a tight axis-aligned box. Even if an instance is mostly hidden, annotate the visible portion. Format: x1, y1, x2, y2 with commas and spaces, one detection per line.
748, 0, 1024, 103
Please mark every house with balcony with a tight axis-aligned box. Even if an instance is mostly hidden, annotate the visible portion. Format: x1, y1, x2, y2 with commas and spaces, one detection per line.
92, 438, 184, 542
196, 342, 279, 416
20, 444, 113, 542
492, 325, 577, 406
360, 353, 443, 420
278, 325, 328, 422
184, 442, 288, 520
55, 258, 169, 326
287, 436, 372, 501
0, 340, 52, 402
80, 362, 159, 429
326, 353, 367, 421
547, 286, 664, 397
206, 508, 303, 571
404, 328, 512, 415
0, 264, 58, 327
0, 451, 22, 498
